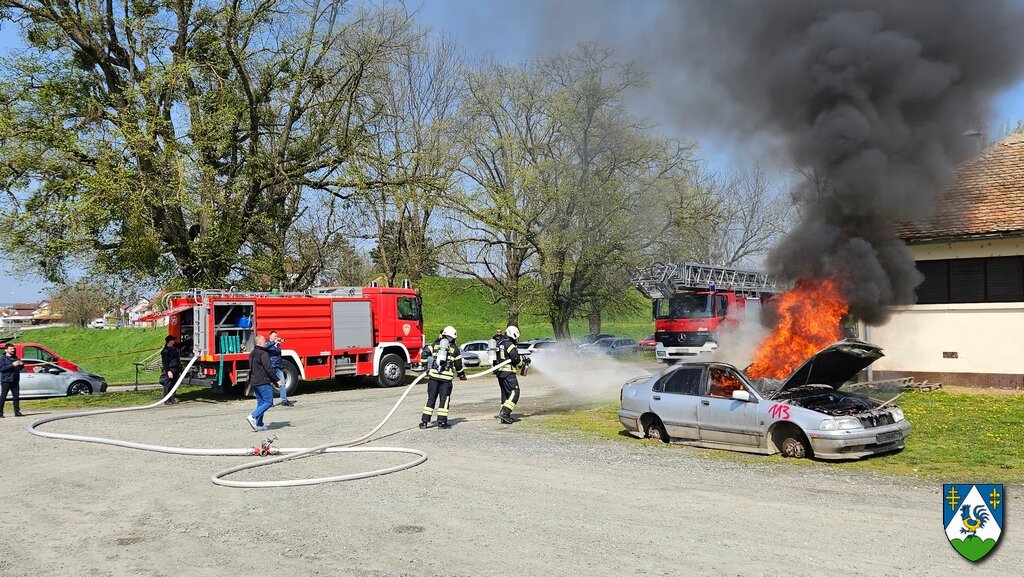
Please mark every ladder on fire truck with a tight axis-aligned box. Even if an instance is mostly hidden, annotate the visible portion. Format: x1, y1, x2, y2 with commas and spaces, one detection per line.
631, 262, 785, 299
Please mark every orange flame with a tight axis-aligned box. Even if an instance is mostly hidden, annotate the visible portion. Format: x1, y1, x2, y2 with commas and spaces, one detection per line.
746, 276, 848, 380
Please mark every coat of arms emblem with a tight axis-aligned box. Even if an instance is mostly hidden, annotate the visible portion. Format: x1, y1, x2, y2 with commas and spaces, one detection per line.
943, 484, 1003, 562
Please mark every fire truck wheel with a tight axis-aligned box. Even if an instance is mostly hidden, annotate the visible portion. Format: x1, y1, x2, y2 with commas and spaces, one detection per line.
280, 360, 300, 396
376, 353, 406, 388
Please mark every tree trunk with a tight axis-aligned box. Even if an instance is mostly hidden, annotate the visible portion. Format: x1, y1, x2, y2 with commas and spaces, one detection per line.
588, 309, 602, 334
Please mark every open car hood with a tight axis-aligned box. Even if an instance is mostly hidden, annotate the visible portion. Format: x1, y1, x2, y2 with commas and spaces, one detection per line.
773, 339, 884, 396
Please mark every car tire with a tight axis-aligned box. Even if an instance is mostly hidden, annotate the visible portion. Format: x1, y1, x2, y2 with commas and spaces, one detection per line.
643, 416, 669, 443
67, 381, 93, 396
376, 353, 406, 388
775, 427, 812, 459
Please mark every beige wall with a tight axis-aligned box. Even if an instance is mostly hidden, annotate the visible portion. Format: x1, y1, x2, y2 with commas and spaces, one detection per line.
868, 236, 1024, 383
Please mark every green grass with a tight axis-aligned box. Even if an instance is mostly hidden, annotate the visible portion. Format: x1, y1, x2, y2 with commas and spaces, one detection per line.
418, 276, 652, 342
528, 390, 1024, 484
10, 327, 167, 384
17, 385, 221, 411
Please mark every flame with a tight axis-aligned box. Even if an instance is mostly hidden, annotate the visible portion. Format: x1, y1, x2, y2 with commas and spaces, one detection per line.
746, 276, 848, 380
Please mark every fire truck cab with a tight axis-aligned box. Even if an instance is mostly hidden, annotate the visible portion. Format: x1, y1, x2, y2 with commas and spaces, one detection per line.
149, 286, 424, 393
633, 263, 781, 363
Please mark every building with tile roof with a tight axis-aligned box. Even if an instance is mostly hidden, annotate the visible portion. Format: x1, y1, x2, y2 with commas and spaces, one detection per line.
871, 133, 1024, 388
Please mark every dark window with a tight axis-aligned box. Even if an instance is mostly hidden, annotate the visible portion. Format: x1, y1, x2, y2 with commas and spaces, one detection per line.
988, 257, 1024, 302
397, 297, 422, 321
654, 294, 713, 319
22, 346, 55, 362
717, 295, 728, 318
915, 256, 1024, 304
661, 367, 702, 395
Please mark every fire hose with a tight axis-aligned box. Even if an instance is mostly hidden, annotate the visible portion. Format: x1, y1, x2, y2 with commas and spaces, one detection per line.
27, 356, 511, 488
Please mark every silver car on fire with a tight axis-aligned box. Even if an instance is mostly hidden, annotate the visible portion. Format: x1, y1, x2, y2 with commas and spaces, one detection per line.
618, 340, 911, 460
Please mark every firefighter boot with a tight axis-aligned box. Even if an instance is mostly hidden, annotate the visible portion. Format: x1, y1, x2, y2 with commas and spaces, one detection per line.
499, 409, 514, 424
437, 420, 451, 429
419, 420, 429, 429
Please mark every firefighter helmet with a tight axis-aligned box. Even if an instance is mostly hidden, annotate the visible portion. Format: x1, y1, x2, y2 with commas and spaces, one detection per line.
442, 325, 457, 340
504, 325, 520, 341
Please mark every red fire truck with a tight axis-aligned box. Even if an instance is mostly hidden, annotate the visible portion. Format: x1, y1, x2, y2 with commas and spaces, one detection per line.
632, 263, 782, 363
148, 286, 424, 393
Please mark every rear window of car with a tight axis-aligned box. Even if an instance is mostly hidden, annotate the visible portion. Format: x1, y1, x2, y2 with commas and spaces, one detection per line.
656, 367, 702, 395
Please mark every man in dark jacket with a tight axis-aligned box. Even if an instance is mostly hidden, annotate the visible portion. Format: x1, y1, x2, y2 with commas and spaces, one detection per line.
0, 343, 25, 417
160, 335, 181, 405
246, 334, 280, 432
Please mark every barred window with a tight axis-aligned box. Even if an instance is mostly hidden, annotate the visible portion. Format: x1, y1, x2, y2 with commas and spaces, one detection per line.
915, 256, 1024, 304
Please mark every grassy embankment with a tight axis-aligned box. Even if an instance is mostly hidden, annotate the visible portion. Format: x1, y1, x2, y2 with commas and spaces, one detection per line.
11, 276, 653, 386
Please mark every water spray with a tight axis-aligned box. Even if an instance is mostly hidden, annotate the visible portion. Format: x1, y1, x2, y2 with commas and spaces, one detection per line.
27, 356, 510, 488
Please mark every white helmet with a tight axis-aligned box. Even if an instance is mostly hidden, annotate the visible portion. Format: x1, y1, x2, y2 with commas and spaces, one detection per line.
504, 325, 520, 341
442, 326, 457, 340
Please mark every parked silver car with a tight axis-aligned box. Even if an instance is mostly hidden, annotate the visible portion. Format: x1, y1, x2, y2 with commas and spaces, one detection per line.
461, 340, 497, 366
17, 361, 109, 397
618, 340, 911, 460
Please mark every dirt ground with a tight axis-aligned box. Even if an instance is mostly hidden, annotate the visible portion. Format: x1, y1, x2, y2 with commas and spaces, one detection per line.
2, 362, 1019, 577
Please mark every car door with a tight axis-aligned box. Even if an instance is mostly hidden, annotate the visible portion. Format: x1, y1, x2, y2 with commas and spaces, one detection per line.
650, 366, 702, 441
697, 367, 761, 446
18, 362, 62, 396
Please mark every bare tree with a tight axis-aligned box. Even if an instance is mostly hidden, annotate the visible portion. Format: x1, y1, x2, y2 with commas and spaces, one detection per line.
353, 32, 465, 285
50, 281, 115, 328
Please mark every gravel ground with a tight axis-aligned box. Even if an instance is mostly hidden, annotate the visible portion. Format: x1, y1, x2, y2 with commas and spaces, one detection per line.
1, 361, 1019, 577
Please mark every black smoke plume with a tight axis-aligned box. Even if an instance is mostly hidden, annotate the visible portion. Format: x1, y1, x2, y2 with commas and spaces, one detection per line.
651, 1, 1024, 324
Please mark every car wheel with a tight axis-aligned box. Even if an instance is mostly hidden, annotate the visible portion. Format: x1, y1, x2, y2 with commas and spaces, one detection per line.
778, 431, 812, 459
644, 416, 669, 443
376, 353, 406, 388
67, 381, 93, 396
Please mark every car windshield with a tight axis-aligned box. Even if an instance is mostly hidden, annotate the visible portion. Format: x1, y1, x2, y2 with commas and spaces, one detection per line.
654, 294, 713, 319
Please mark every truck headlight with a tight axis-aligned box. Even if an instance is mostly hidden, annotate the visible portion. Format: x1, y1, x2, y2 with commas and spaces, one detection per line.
819, 416, 864, 431
891, 407, 905, 422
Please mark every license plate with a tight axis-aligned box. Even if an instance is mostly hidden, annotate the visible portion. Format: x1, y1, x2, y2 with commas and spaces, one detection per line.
876, 431, 901, 444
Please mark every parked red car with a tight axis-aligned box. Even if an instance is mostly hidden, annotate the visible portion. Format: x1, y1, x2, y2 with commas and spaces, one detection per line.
638, 334, 657, 350
9, 343, 82, 371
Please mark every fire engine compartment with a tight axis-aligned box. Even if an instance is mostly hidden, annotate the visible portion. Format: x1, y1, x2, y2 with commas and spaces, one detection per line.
772, 385, 884, 417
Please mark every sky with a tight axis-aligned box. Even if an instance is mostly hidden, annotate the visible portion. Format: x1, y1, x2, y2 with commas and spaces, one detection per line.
2, 0, 1023, 303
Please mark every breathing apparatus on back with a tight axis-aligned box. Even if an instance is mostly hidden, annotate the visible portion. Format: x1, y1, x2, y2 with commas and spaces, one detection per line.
431, 326, 458, 372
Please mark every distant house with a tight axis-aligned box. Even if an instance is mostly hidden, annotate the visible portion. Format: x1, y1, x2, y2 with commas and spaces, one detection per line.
128, 297, 155, 327
872, 133, 1024, 388
31, 300, 63, 325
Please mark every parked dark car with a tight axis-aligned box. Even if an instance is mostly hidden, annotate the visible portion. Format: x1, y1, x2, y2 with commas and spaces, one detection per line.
583, 337, 638, 355
577, 333, 615, 348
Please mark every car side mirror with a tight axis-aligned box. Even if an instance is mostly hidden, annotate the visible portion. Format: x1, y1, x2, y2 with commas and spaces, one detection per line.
732, 390, 751, 402
48, 368, 62, 375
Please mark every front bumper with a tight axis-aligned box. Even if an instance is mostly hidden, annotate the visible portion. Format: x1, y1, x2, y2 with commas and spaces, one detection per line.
655, 343, 716, 363
807, 419, 912, 460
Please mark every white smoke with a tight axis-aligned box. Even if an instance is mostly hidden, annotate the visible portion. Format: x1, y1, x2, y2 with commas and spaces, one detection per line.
710, 314, 770, 370
527, 348, 655, 404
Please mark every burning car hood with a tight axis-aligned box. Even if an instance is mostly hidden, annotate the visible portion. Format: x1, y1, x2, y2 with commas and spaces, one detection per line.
773, 339, 884, 396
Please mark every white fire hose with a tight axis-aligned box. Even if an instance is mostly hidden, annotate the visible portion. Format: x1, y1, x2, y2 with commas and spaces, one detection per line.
28, 356, 511, 488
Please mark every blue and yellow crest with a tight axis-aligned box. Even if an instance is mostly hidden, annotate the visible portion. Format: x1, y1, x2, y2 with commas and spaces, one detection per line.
943, 484, 1004, 562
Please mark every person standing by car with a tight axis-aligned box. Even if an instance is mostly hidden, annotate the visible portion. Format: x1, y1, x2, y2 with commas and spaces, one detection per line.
267, 331, 294, 407
420, 325, 467, 429
160, 335, 181, 405
246, 334, 280, 432
493, 325, 529, 424
0, 343, 25, 417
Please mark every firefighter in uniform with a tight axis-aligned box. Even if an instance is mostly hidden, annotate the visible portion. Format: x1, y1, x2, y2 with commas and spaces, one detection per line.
420, 325, 467, 429
494, 325, 529, 424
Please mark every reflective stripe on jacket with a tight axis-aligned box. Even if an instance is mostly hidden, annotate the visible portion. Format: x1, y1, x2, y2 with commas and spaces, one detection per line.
494, 336, 524, 375
426, 338, 465, 381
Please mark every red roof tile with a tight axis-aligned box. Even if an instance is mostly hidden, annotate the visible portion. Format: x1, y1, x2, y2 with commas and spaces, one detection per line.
895, 133, 1024, 241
